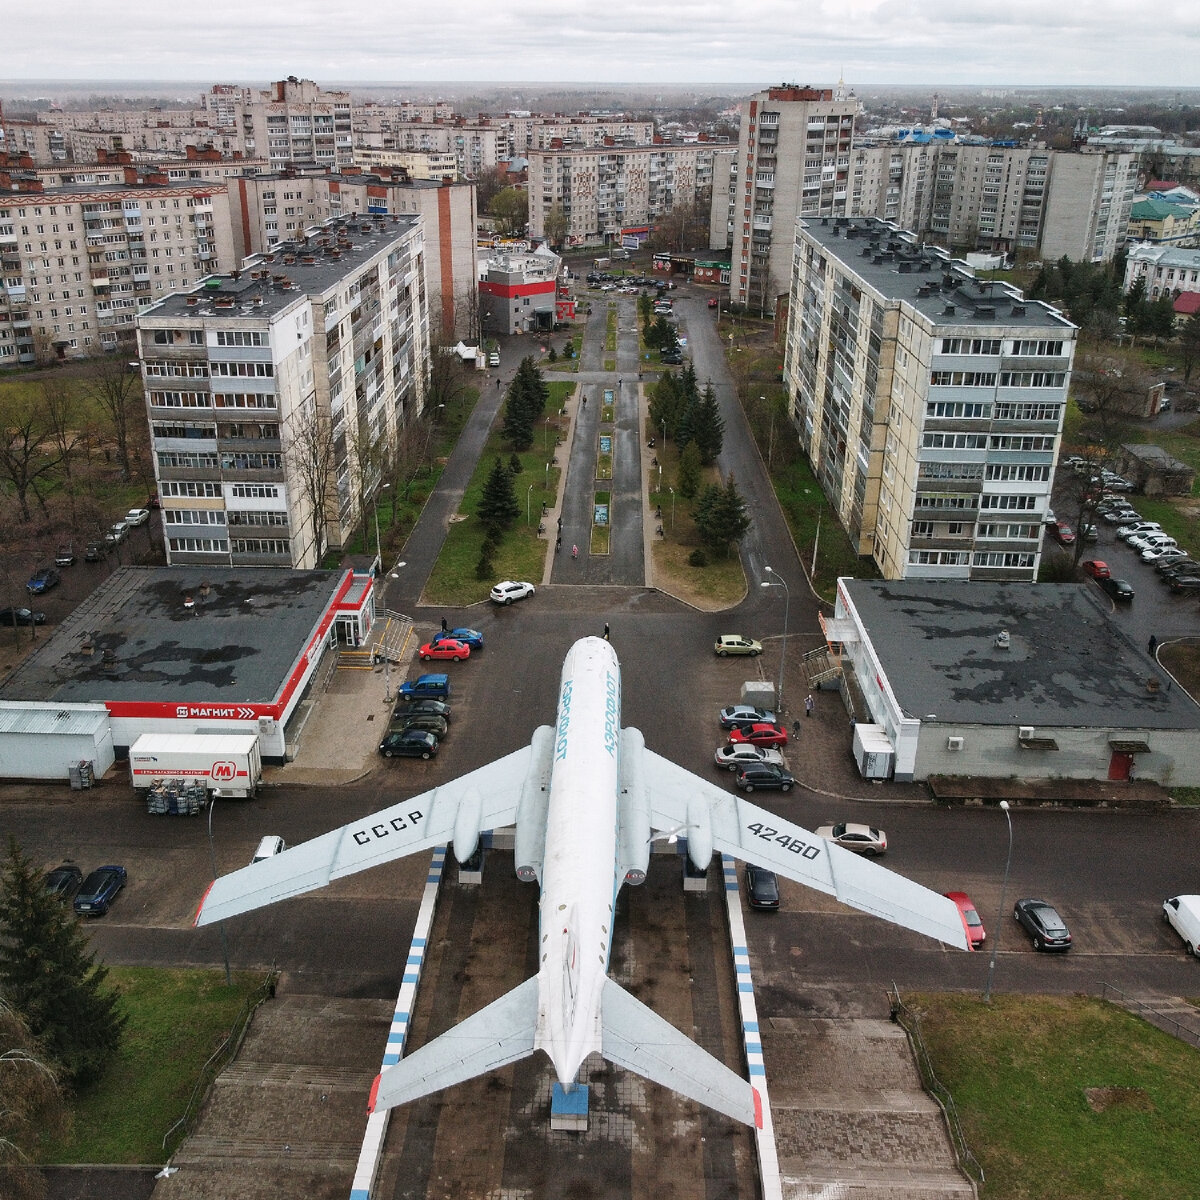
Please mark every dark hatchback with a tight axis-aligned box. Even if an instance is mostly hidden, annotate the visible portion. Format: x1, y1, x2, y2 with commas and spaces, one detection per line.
745, 864, 780, 910
73, 865, 127, 917
0, 606, 46, 626
735, 763, 795, 792
1013, 897, 1072, 951
1099, 576, 1134, 601
391, 698, 452, 725
388, 712, 448, 739
44, 863, 83, 902
378, 729, 438, 759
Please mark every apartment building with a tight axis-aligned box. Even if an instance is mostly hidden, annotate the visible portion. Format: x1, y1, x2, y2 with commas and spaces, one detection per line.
237, 78, 355, 170
528, 140, 727, 246
782, 217, 1076, 582
354, 112, 506, 177
135, 213, 429, 570
1039, 150, 1139, 263
1124, 244, 1200, 300
351, 147, 459, 180
227, 169, 477, 339
524, 114, 655, 152
0, 170, 235, 364
724, 84, 859, 312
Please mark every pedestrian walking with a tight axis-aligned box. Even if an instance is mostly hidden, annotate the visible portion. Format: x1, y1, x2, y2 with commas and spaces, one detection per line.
791, 719, 801, 740
440, 617, 448, 634
805, 694, 814, 718
556, 537, 562, 553
571, 544, 579, 559
1148, 635, 1158, 656
603, 623, 610, 640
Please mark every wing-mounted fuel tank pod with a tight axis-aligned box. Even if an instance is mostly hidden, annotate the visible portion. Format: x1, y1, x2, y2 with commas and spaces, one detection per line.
617, 728, 650, 885
515, 726, 556, 883
452, 787, 484, 864
685, 793, 715, 873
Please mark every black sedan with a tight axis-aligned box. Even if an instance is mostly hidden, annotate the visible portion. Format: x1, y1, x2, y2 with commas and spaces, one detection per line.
1013, 897, 1072, 951
0, 607, 46, 626
745, 864, 780, 911
378, 729, 438, 760
1099, 576, 1134, 601
73, 865, 127, 917
44, 863, 83, 902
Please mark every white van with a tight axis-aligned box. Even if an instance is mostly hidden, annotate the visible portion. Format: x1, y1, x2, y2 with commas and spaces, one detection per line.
1163, 895, 1200, 956
252, 835, 286, 864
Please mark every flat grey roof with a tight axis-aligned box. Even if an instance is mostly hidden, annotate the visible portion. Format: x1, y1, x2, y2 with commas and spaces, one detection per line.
844, 579, 1200, 731
801, 216, 1075, 331
0, 567, 343, 706
142, 212, 419, 321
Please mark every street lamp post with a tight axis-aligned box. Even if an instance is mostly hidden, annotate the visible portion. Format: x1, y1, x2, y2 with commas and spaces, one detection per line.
370, 482, 390, 578
206, 799, 232, 987
760, 566, 790, 713
669, 486, 675, 529
983, 800, 1013, 1003
527, 483, 534, 526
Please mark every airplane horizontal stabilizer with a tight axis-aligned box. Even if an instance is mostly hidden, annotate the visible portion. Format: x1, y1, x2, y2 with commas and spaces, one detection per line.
599, 977, 757, 1126
370, 976, 539, 1113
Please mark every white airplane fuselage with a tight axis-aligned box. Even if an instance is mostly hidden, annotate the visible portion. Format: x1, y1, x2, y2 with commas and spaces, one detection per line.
534, 636, 622, 1088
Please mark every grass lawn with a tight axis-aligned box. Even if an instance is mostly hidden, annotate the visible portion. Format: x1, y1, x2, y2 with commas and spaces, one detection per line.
910, 992, 1200, 1200
42, 966, 264, 1164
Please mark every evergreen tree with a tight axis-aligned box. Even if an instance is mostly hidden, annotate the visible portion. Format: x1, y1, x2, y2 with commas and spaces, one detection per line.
676, 439, 702, 500
648, 372, 686, 443
1180, 310, 1200, 383
1147, 293, 1177, 341
692, 382, 725, 466
477, 458, 519, 536
694, 472, 751, 558
673, 364, 702, 450
1124, 276, 1149, 333
0, 838, 126, 1089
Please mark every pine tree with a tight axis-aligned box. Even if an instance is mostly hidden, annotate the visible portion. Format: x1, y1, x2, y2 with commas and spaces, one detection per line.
0, 838, 126, 1089
477, 457, 519, 536
692, 382, 725, 465
676, 440, 702, 500
695, 472, 751, 558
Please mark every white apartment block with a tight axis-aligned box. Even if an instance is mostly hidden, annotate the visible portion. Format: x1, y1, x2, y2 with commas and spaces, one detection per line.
226, 169, 478, 339
1124, 243, 1200, 300
237, 78, 355, 170
351, 147, 459, 180
136, 213, 430, 570
725, 84, 858, 311
1039, 151, 1139, 263
529, 140, 727, 245
0, 175, 236, 364
524, 114, 655, 152
782, 217, 1076, 582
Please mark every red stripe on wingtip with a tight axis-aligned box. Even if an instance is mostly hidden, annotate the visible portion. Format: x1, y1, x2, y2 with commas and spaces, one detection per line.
367, 1073, 382, 1114
752, 1086, 763, 1129
193, 880, 216, 927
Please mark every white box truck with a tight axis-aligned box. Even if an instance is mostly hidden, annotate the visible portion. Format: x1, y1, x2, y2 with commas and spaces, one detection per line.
129, 733, 262, 798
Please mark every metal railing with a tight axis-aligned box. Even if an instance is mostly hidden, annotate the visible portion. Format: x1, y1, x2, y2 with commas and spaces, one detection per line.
1100, 981, 1200, 1048
886, 982, 985, 1190
161, 967, 280, 1156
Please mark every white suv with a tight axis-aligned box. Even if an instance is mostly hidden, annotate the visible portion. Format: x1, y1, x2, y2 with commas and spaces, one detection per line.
489, 580, 534, 605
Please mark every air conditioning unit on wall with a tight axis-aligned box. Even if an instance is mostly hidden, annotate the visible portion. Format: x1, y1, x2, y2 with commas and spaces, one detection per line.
947, 736, 964, 751
1018, 726, 1035, 740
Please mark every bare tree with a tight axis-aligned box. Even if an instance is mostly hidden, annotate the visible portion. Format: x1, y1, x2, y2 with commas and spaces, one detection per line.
0, 389, 66, 522
284, 399, 337, 567
39, 378, 83, 481
1, 999, 66, 1200
542, 202, 569, 250
455, 282, 481, 344
81, 339, 142, 481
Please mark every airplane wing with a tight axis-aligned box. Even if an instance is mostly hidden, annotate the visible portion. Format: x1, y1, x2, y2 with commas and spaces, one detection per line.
194, 743, 535, 927
369, 977, 539, 1114
638, 746, 969, 950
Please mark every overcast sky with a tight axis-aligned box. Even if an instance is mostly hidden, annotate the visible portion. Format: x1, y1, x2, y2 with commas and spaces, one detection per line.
7, 1, 1200, 90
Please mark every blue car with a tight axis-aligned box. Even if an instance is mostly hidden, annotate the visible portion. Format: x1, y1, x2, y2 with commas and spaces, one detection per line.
26, 566, 61, 595
73, 864, 127, 917
435, 627, 483, 651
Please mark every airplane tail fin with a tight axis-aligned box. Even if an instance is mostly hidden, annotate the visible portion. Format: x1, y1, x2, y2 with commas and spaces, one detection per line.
369, 976, 539, 1114
600, 977, 759, 1127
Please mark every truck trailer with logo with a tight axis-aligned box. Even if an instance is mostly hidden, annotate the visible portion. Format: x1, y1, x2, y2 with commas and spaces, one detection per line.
128, 733, 263, 798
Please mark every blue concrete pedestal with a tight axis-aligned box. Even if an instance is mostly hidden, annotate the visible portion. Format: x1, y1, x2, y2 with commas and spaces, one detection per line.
550, 1082, 589, 1131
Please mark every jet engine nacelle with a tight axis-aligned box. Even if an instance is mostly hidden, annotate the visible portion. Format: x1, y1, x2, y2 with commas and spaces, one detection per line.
514, 725, 556, 883
685, 793, 714, 873
452, 787, 483, 864
617, 728, 651, 885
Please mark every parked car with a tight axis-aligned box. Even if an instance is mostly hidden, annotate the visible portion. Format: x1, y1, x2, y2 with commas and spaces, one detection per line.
1157, 558, 1199, 577
1103, 506, 1140, 524
945, 891, 986, 949
816, 821, 887, 855
105, 521, 129, 545
715, 634, 762, 657
0, 606, 46, 626
434, 628, 483, 651
396, 673, 450, 700
1142, 544, 1189, 563
1048, 520, 1076, 546
73, 864, 127, 917
1081, 560, 1110, 579
1099, 576, 1135, 601
490, 580, 535, 605
1128, 532, 1176, 553
707, 297, 720, 309
1162, 895, 1200, 957
713, 742, 785, 771
1167, 575, 1200, 592
744, 864, 780, 910
391, 698, 452, 725
43, 863, 83, 902
84, 540, 107, 562
55, 544, 76, 567
378, 729, 439, 759
728, 722, 788, 748
124, 507, 151, 527
26, 566, 61, 595
419, 639, 471, 662
1117, 521, 1161, 541
488, 351, 500, 367
719, 704, 778, 729
1013, 897, 1072, 951
660, 349, 684, 364
251, 835, 286, 864
735, 763, 795, 792
389, 712, 449, 739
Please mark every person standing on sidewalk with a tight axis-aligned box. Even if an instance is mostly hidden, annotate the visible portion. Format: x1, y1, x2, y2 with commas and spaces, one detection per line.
805, 694, 815, 718
791, 719, 801, 740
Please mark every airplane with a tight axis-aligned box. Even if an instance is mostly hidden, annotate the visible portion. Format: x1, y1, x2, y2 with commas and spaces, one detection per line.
195, 636, 968, 1128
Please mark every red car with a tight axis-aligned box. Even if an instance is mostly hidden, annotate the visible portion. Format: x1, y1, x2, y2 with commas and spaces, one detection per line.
707, 297, 719, 308
1048, 520, 1076, 545
944, 891, 986, 949
1081, 560, 1111, 579
419, 639, 471, 662
728, 722, 788, 748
